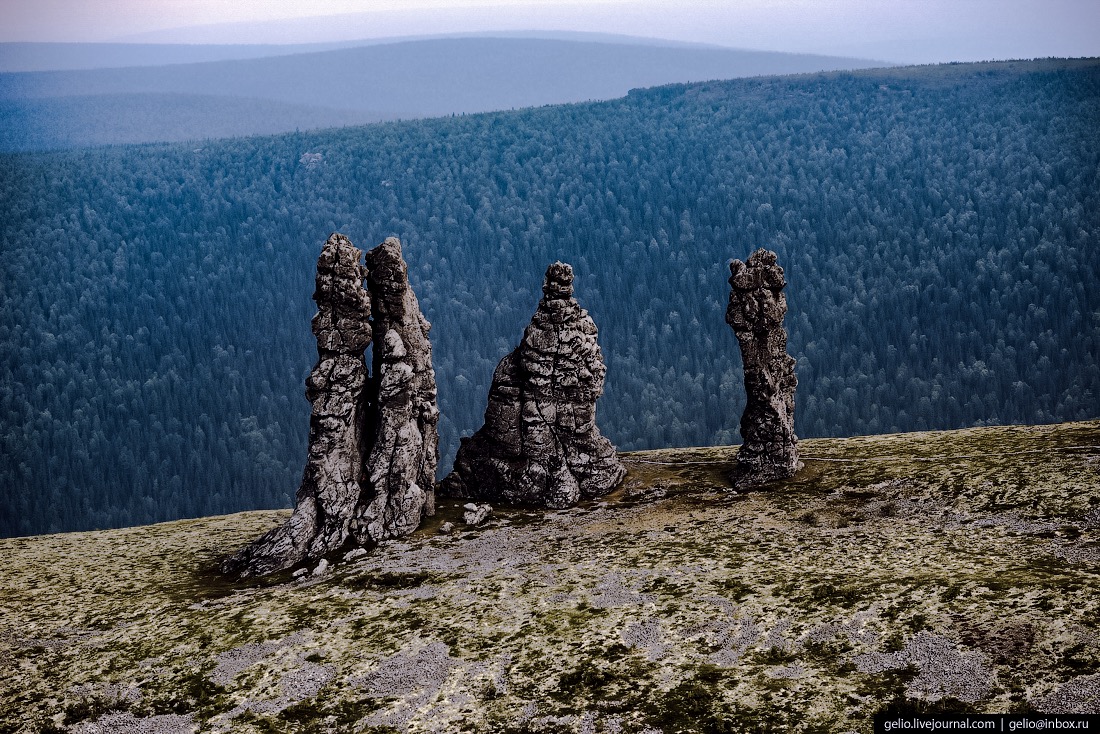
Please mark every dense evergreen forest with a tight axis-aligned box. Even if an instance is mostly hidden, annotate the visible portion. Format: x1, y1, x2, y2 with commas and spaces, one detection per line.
1, 59, 1098, 538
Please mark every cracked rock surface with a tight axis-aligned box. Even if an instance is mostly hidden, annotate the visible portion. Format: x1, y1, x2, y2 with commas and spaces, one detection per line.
223, 233, 372, 578
726, 248, 802, 487
442, 262, 625, 508
352, 237, 440, 545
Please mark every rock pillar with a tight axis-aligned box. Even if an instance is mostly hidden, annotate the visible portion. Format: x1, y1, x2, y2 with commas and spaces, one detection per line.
352, 238, 440, 543
442, 262, 625, 508
225, 234, 438, 578
726, 248, 801, 487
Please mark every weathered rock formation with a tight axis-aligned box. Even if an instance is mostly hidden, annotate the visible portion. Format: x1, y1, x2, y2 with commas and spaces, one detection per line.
442, 262, 625, 508
352, 237, 440, 544
224, 234, 437, 578
726, 248, 802, 487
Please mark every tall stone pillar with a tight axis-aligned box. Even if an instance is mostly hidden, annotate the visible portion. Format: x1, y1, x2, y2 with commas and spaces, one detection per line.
726, 248, 802, 487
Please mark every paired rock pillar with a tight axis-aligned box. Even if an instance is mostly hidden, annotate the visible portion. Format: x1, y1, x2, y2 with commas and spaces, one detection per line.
224, 234, 437, 578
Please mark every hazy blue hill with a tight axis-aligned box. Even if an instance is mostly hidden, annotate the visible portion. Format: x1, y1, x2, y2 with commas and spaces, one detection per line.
0, 41, 370, 73
0, 37, 884, 150
0, 34, 759, 73
1, 59, 1096, 537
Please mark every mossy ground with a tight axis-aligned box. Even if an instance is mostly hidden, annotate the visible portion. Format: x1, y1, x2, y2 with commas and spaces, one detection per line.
2, 421, 1098, 733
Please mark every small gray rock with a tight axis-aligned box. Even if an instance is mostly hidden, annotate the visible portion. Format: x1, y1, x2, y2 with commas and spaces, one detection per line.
343, 547, 369, 562
439, 521, 455, 534
463, 504, 493, 526
312, 558, 330, 576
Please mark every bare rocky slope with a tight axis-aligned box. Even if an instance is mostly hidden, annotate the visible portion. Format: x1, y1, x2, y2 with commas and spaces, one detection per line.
2, 421, 1098, 732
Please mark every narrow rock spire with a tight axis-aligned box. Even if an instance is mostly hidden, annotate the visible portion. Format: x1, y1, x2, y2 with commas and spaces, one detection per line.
442, 262, 625, 508
224, 234, 438, 578
726, 248, 802, 487
224, 233, 372, 577
352, 237, 439, 543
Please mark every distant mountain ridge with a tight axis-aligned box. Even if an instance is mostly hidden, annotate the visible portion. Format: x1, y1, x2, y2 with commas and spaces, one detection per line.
0, 93, 381, 152
0, 40, 373, 73
0, 36, 885, 150
0, 33, 749, 73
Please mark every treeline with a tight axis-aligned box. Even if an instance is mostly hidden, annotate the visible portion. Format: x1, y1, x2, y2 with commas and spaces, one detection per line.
1, 59, 1098, 537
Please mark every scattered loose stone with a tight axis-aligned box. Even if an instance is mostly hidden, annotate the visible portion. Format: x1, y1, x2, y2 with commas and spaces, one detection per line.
725, 248, 802, 487
709, 618, 763, 667
438, 521, 455, 534
211, 633, 308, 687
255, 662, 336, 714
767, 663, 808, 679
622, 619, 668, 661
210, 660, 336, 729
801, 611, 880, 647
343, 548, 369, 562
353, 642, 460, 729
442, 262, 625, 508
463, 503, 492, 526
68, 681, 143, 706
355, 641, 457, 698
1033, 673, 1100, 713
853, 631, 993, 703
69, 712, 196, 734
589, 572, 654, 609
312, 558, 330, 576
763, 617, 796, 652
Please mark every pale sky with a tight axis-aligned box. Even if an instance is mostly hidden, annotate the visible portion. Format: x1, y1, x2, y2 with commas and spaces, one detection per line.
2, 0, 1098, 64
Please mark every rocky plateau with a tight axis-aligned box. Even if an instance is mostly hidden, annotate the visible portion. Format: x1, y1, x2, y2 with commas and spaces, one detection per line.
2, 421, 1099, 732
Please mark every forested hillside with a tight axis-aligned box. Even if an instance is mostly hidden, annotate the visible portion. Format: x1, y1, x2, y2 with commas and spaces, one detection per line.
1, 59, 1098, 537
0, 93, 381, 152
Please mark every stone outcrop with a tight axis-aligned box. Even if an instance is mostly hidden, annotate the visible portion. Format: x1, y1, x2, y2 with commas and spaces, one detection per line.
224, 234, 437, 578
726, 248, 801, 487
352, 237, 440, 544
442, 262, 625, 508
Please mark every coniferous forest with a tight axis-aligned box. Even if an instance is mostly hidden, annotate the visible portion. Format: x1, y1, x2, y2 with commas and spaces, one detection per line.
1, 59, 1098, 538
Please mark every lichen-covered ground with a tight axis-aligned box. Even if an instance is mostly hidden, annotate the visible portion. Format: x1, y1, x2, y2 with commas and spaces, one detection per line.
2, 421, 1099, 733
